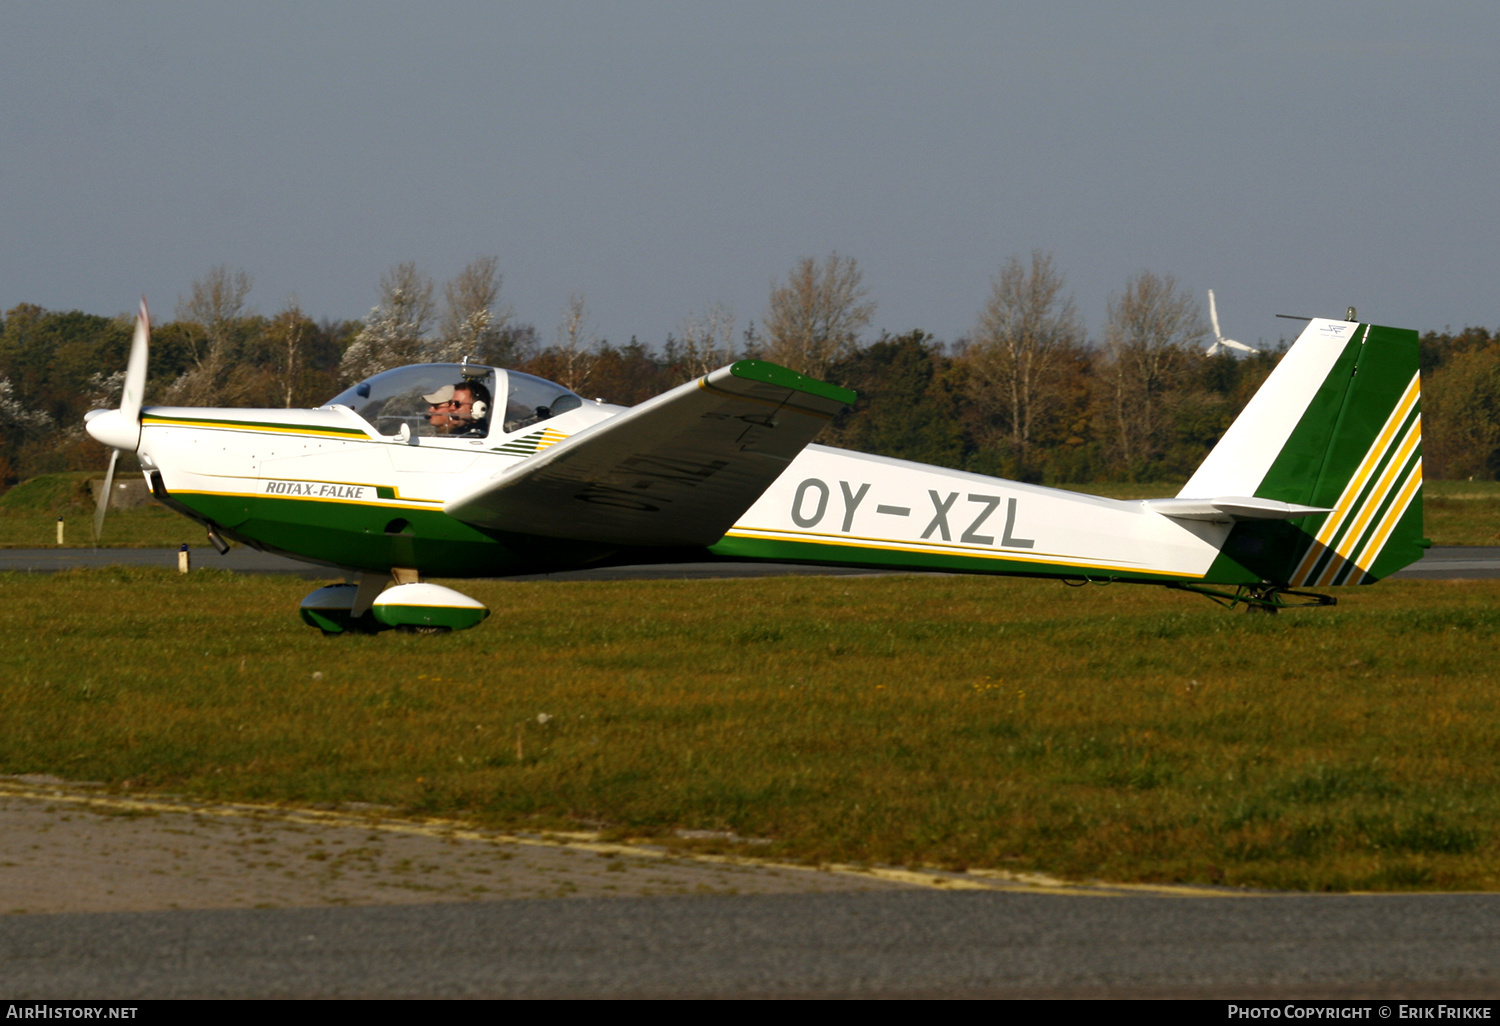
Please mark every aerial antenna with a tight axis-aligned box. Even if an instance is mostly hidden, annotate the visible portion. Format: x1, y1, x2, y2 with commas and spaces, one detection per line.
1205, 290, 1259, 356
1273, 310, 1362, 323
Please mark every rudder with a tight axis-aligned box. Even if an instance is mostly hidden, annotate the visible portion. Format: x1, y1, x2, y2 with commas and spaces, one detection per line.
1182, 318, 1424, 586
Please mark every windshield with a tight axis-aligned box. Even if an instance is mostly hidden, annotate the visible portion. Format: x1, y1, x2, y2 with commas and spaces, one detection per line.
503, 371, 584, 432
325, 364, 584, 439
324, 364, 497, 439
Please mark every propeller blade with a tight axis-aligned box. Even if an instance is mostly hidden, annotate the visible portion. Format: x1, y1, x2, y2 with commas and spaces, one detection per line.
1223, 338, 1260, 354
120, 298, 150, 424
94, 448, 120, 545
1208, 289, 1223, 342
87, 298, 150, 453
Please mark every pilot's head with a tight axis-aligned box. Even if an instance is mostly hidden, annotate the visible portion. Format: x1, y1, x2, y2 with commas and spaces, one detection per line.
465, 380, 492, 424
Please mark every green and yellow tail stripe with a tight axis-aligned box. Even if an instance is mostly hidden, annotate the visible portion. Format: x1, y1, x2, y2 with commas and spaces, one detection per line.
1347, 459, 1423, 584
1288, 371, 1421, 583
1286, 371, 1422, 587
1311, 414, 1421, 587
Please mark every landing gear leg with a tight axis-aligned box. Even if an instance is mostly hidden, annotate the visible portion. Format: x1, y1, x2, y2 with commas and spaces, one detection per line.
350, 572, 387, 618
1168, 582, 1337, 612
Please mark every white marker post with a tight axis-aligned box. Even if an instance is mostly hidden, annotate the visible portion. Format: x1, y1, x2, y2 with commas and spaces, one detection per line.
178, 543, 190, 574
57, 517, 64, 546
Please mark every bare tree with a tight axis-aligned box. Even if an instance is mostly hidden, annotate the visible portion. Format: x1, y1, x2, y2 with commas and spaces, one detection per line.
964, 251, 1083, 472
1102, 271, 1207, 471
175, 264, 253, 368
163, 265, 255, 404
380, 261, 436, 340
675, 302, 737, 377
741, 319, 765, 359
178, 264, 253, 322
763, 252, 875, 378
338, 262, 436, 383
437, 255, 514, 363
554, 292, 597, 393
264, 301, 309, 407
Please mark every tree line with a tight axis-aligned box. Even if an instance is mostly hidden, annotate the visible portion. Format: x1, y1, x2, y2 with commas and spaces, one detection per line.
2, 253, 1497, 490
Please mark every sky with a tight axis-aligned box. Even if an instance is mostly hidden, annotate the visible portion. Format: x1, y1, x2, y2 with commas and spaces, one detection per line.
3, 2, 1497, 356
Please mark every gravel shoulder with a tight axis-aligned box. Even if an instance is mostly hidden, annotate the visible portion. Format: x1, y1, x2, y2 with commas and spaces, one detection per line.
0, 779, 923, 915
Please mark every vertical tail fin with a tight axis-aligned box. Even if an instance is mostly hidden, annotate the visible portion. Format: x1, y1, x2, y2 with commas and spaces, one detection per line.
1182, 318, 1424, 586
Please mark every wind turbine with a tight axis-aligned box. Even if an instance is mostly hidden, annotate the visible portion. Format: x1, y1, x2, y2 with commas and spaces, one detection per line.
84, 299, 150, 542
1206, 290, 1259, 356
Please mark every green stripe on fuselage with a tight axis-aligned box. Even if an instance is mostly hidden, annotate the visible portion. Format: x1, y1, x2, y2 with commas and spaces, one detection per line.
164, 490, 622, 577
709, 534, 1193, 583
143, 413, 367, 437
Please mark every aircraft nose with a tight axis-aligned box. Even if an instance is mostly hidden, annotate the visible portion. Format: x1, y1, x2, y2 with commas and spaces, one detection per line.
86, 408, 141, 452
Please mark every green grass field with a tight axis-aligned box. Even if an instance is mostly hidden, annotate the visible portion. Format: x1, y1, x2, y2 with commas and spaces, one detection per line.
1424, 481, 1500, 545
0, 472, 196, 548
4, 567, 1498, 891
6, 474, 1500, 547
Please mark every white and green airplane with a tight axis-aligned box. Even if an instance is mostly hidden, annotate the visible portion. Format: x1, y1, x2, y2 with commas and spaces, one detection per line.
85, 302, 1425, 633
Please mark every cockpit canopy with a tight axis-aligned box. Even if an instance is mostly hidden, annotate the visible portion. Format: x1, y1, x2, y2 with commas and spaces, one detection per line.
324, 364, 583, 440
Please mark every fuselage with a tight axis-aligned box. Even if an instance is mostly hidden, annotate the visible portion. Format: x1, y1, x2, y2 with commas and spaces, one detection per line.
129, 378, 1246, 586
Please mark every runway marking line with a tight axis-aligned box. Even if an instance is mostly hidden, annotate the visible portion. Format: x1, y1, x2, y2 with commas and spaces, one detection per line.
0, 778, 1248, 899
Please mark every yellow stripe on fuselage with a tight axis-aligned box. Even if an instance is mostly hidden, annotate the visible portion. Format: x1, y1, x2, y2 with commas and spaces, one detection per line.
721, 526, 1197, 579
172, 486, 443, 509
143, 416, 369, 440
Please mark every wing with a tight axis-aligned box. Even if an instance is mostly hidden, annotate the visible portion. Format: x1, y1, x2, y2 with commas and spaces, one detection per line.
444, 361, 856, 546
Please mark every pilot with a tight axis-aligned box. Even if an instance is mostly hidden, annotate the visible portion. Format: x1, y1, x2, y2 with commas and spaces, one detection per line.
423, 381, 491, 436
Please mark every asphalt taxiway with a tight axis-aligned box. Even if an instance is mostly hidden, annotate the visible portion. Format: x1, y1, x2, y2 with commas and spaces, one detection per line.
9, 890, 1500, 999
3, 784, 1498, 999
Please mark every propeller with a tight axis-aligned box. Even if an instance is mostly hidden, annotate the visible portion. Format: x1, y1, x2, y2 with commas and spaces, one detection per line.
94, 448, 120, 546
1206, 290, 1259, 356
85, 299, 151, 543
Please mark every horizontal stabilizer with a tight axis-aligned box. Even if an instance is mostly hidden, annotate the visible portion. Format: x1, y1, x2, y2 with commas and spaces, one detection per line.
445, 361, 855, 546
1143, 496, 1334, 523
